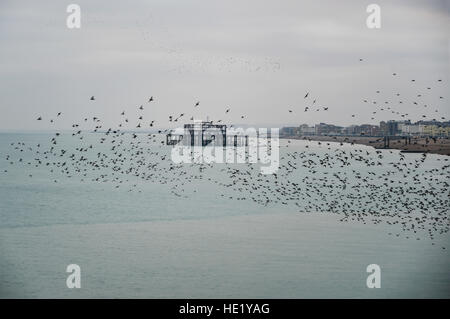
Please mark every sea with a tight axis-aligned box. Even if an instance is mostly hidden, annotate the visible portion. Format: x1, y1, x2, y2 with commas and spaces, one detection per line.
0, 132, 449, 298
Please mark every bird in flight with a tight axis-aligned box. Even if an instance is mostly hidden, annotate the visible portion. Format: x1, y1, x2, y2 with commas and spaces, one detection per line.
90, 96, 95, 101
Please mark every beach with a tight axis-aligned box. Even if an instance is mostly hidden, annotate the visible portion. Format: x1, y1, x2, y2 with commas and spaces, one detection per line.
281, 136, 450, 156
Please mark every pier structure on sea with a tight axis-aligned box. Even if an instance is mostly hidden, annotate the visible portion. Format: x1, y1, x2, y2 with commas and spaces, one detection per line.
166, 120, 251, 147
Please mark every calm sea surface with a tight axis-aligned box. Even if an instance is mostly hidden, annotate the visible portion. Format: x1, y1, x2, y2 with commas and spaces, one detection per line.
0, 132, 449, 298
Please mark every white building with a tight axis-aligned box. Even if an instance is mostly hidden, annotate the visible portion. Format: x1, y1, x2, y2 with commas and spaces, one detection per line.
298, 124, 315, 136
401, 124, 424, 136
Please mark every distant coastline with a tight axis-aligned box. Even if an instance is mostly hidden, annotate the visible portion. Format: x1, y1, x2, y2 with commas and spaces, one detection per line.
280, 135, 450, 156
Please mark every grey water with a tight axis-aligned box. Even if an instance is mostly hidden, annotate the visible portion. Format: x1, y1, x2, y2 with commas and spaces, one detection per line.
0, 132, 449, 298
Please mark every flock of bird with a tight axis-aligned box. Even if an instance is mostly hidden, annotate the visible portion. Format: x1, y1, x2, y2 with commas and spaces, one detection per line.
2, 64, 449, 249
289, 69, 446, 122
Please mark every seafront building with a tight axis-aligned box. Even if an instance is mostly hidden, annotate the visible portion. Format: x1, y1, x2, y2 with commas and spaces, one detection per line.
281, 120, 450, 138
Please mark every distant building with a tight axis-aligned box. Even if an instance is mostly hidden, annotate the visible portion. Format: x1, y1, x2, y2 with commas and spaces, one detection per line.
397, 120, 411, 133
423, 125, 450, 137
400, 124, 424, 136
370, 125, 381, 136
280, 120, 450, 138
379, 121, 388, 136
315, 123, 343, 136
357, 124, 379, 136
343, 124, 380, 136
298, 124, 315, 136
380, 120, 400, 136
280, 127, 298, 136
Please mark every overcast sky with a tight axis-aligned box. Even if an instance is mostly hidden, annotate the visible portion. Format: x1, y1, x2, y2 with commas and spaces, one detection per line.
0, 0, 448, 131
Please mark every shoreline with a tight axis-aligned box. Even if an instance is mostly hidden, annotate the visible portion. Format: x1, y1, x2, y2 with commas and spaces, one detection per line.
281, 135, 450, 156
